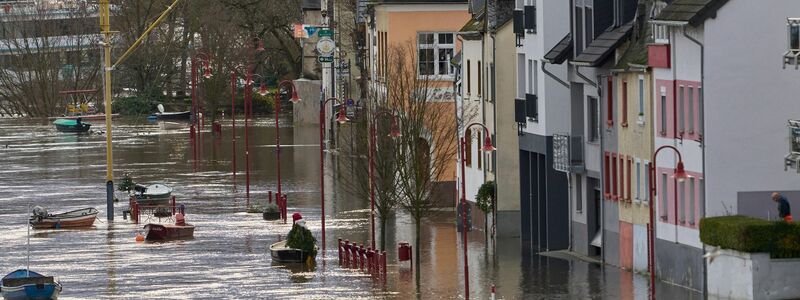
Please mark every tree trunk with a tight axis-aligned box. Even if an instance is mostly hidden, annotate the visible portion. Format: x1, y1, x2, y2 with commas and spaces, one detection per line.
414, 216, 421, 292
380, 216, 387, 251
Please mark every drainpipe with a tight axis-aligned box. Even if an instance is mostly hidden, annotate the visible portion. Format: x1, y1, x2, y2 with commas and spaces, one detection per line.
540, 60, 570, 88
576, 65, 597, 88
682, 25, 706, 297
598, 73, 606, 263
491, 31, 498, 247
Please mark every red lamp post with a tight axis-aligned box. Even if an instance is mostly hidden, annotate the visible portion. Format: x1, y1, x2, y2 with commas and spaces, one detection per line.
459, 122, 495, 299
647, 145, 691, 299
320, 97, 348, 255
275, 80, 302, 223
243, 38, 265, 201
230, 71, 237, 188
191, 51, 212, 131
368, 111, 402, 250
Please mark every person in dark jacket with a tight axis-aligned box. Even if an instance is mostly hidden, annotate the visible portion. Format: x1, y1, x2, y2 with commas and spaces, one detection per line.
771, 192, 793, 222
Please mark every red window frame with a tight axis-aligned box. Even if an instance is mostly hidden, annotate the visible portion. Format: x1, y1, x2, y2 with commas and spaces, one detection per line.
612, 153, 618, 200
622, 81, 628, 127
627, 156, 633, 202
604, 152, 611, 198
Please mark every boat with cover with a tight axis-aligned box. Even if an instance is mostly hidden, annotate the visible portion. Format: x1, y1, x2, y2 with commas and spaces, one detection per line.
133, 183, 173, 206
52, 118, 90, 133
270, 240, 317, 263
150, 104, 190, 121
29, 207, 98, 229
1, 269, 62, 300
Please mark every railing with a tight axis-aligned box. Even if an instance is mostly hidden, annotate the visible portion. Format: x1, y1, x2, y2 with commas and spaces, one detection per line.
553, 134, 585, 173
651, 1, 669, 44
338, 239, 388, 280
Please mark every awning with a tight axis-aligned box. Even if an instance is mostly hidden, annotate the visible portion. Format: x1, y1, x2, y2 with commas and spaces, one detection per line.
543, 33, 572, 65
572, 21, 634, 67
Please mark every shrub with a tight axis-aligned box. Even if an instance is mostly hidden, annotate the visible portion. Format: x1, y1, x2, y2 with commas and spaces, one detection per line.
475, 181, 496, 214
286, 224, 317, 258
699, 215, 800, 258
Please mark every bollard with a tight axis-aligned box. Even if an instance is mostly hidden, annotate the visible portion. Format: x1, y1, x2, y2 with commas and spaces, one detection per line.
491, 284, 496, 300
338, 239, 343, 265
269, 191, 273, 204
367, 248, 374, 273
344, 240, 351, 267
381, 250, 387, 277
359, 247, 367, 271
171, 196, 176, 215
350, 243, 358, 269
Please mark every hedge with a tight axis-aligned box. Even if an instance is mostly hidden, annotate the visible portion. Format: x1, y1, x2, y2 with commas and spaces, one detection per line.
699, 215, 800, 258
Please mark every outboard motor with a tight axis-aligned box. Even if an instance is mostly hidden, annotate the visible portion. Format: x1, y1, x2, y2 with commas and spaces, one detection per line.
32, 206, 48, 221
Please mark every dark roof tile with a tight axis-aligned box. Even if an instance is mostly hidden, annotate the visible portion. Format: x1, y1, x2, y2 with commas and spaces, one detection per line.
543, 33, 572, 64
573, 21, 635, 66
653, 0, 729, 26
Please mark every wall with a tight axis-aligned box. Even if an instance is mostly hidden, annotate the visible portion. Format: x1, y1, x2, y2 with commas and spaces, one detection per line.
292, 79, 322, 126
703, 0, 800, 218
707, 249, 800, 299
495, 22, 521, 237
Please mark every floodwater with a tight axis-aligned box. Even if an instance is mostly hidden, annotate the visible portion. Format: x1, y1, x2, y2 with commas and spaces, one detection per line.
0, 116, 701, 299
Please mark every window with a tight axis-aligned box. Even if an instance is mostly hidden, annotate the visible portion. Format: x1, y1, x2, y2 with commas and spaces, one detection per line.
575, 0, 593, 54
585, 2, 593, 52
627, 157, 632, 202
417, 32, 454, 76
477, 61, 482, 97
613, 154, 618, 200
660, 92, 667, 135
517, 54, 525, 98
467, 60, 471, 95
643, 161, 650, 203
698, 87, 703, 136
477, 131, 482, 169
622, 81, 628, 127
607, 76, 614, 127
790, 20, 800, 51
661, 173, 668, 219
678, 85, 685, 134
635, 160, 641, 201
588, 96, 600, 142
638, 76, 644, 121
575, 6, 583, 54
688, 86, 695, 133
689, 178, 696, 225
679, 180, 686, 223
576, 174, 583, 212
528, 59, 534, 94
465, 128, 472, 167
699, 178, 705, 221
604, 152, 611, 198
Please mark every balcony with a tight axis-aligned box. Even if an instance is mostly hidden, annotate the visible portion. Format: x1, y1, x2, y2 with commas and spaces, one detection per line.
785, 119, 800, 173
553, 134, 585, 173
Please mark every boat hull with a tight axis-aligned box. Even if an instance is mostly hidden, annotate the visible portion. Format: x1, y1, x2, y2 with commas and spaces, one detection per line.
48, 114, 117, 121
1, 270, 62, 300
54, 123, 90, 133
153, 111, 190, 121
29, 208, 98, 229
269, 241, 314, 263
133, 196, 171, 207
144, 224, 194, 240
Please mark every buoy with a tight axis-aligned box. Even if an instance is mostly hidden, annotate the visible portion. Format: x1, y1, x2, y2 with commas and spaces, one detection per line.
135, 233, 144, 242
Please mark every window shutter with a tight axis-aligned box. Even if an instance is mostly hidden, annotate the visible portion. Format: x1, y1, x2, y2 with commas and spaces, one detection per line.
515, 98, 526, 123
526, 93, 538, 119
513, 10, 524, 34
524, 6, 536, 33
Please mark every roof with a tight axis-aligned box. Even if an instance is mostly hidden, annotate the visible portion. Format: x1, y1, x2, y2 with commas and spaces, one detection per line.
543, 33, 573, 64
572, 21, 634, 67
652, 0, 729, 26
459, 12, 485, 36
614, 1, 652, 69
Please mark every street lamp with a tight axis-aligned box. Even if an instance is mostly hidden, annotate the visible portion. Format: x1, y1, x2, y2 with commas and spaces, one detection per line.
647, 145, 691, 299
275, 80, 301, 223
369, 110, 401, 250
319, 97, 348, 255
459, 122, 495, 299
191, 51, 213, 130
239, 36, 266, 201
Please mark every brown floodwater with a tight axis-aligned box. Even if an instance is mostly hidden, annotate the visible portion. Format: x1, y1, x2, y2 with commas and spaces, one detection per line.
0, 116, 700, 299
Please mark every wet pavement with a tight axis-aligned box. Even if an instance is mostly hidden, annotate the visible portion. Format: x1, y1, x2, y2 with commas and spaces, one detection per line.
0, 116, 701, 299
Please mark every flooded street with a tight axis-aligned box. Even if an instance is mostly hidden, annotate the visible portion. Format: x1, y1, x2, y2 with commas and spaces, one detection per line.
0, 117, 699, 299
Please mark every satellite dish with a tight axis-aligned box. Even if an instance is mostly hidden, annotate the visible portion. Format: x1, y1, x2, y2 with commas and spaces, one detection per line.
157, 104, 165, 114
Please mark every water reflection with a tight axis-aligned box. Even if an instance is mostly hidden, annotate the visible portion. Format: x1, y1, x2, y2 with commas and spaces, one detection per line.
0, 117, 700, 299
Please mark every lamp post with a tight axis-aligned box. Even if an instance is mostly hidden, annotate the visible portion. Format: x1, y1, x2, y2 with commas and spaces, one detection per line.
368, 111, 402, 250
230, 71, 237, 189
243, 37, 265, 201
275, 80, 302, 223
320, 97, 349, 254
647, 145, 691, 299
459, 122, 496, 299
191, 52, 212, 131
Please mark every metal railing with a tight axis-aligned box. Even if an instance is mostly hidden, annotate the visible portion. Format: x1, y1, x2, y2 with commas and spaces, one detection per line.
553, 134, 585, 173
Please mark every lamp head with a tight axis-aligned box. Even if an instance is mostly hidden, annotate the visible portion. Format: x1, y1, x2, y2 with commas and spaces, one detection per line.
389, 117, 402, 139
674, 161, 691, 182
336, 106, 349, 124
481, 135, 496, 152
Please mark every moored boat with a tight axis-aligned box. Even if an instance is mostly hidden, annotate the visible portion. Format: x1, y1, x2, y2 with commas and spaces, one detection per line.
29, 207, 98, 229
1, 269, 62, 300
143, 223, 195, 240
151, 111, 190, 121
48, 113, 118, 121
270, 240, 316, 263
52, 118, 90, 133
133, 183, 173, 206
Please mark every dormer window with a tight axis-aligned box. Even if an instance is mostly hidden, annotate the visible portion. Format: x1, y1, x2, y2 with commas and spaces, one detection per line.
784, 18, 800, 69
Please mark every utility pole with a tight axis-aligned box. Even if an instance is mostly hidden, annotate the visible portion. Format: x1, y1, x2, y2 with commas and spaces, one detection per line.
99, 0, 114, 221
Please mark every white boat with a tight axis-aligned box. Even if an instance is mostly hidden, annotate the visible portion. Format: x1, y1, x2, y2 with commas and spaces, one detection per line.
158, 121, 184, 130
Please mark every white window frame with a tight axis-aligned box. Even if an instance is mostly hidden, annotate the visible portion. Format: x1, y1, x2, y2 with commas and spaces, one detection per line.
643, 160, 650, 203
659, 86, 667, 135
689, 177, 696, 225
517, 54, 525, 99
679, 180, 686, 223
688, 86, 695, 134
637, 75, 645, 125
635, 158, 641, 202
678, 85, 685, 134
661, 173, 668, 219
417, 32, 455, 78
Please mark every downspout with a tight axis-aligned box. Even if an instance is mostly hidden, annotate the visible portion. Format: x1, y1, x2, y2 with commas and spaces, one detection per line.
576, 65, 598, 88
541, 60, 570, 88
598, 73, 606, 263
491, 31, 498, 247
682, 25, 706, 296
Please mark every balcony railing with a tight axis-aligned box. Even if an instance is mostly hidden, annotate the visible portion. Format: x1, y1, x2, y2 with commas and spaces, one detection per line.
553, 134, 585, 173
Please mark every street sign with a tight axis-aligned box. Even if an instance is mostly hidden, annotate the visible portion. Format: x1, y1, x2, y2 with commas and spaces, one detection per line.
318, 28, 333, 37
318, 56, 333, 63
316, 37, 335, 56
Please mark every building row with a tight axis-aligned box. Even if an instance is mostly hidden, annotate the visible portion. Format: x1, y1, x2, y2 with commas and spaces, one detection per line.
313, 0, 800, 293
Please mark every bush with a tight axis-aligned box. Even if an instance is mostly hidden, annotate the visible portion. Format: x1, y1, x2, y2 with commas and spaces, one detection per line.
699, 215, 800, 258
475, 181, 496, 214
286, 224, 317, 258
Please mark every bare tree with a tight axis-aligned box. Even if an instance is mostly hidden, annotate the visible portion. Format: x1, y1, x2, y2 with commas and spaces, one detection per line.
387, 43, 458, 286
0, 2, 101, 117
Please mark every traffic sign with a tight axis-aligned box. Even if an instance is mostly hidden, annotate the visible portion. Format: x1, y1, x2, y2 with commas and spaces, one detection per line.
318, 28, 333, 37
318, 56, 333, 63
